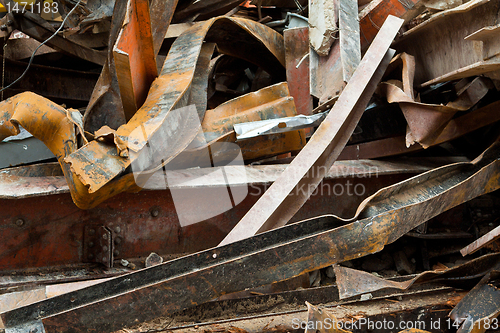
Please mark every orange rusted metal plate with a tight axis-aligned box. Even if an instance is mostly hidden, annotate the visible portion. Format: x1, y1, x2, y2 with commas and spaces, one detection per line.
66, 16, 286, 196
219, 16, 403, 246
113, 0, 158, 121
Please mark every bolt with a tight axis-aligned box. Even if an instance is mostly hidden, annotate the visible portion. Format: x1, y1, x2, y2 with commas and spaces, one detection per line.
102, 257, 108, 263
115, 226, 121, 233
102, 246, 108, 252
114, 250, 120, 256
15, 219, 24, 227
88, 229, 96, 235
88, 241, 94, 248
102, 233, 108, 240
114, 237, 122, 245
151, 208, 159, 217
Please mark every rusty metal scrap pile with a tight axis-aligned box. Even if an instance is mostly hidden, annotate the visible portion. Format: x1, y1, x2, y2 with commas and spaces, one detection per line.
0, 0, 500, 332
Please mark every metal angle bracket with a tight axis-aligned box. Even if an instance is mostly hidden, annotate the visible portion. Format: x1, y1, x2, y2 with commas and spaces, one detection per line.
83, 226, 113, 267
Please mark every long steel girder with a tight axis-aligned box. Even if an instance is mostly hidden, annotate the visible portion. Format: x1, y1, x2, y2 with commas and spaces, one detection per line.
219, 15, 402, 246
1, 141, 499, 333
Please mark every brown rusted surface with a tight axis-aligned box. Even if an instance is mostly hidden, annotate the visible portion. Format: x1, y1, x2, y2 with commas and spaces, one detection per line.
338, 98, 500, 160
334, 253, 500, 299
83, 0, 178, 133
113, 0, 158, 121
0, 92, 142, 210
461, 225, 500, 256
311, 0, 422, 103
2, 140, 498, 333
219, 16, 402, 246
67, 16, 286, 200
0, 158, 422, 271
381, 53, 491, 148
450, 271, 500, 333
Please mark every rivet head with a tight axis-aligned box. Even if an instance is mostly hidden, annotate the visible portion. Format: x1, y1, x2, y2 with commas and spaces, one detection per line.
102, 246, 108, 252
115, 226, 121, 233
114, 237, 122, 245
102, 233, 108, 240
88, 241, 94, 248
114, 250, 120, 256
151, 209, 159, 217
15, 219, 25, 227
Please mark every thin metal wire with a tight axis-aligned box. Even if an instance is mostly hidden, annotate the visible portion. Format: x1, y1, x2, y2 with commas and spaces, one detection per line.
0, 0, 83, 93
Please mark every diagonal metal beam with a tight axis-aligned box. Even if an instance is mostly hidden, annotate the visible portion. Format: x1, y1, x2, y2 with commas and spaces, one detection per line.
219, 15, 403, 246
1, 141, 499, 333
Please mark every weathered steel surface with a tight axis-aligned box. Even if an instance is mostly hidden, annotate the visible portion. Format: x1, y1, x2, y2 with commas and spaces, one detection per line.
83, 0, 130, 133
68, 17, 286, 201
0, 157, 426, 271
334, 253, 500, 299
310, 0, 420, 102
2, 58, 99, 103
2, 140, 499, 333
382, 53, 491, 148
8, 6, 106, 65
338, 98, 500, 160
394, 0, 500, 86
0, 92, 141, 209
450, 270, 500, 333
339, 0, 360, 83
219, 16, 402, 246
113, 0, 158, 121
461, 225, 500, 256
165, 82, 305, 169
284, 27, 313, 117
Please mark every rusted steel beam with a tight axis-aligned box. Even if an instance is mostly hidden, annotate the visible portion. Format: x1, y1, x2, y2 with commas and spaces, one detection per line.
1, 141, 499, 333
461, 225, 500, 256
338, 98, 500, 160
83, 0, 179, 133
311, 0, 421, 102
219, 15, 402, 246
113, 0, 158, 121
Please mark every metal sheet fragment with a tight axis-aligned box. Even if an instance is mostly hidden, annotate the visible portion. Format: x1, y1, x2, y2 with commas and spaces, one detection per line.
381, 53, 492, 148
339, 98, 500, 159
0, 92, 141, 209
339, 0, 360, 82
1, 140, 499, 332
334, 253, 500, 299
219, 15, 403, 246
